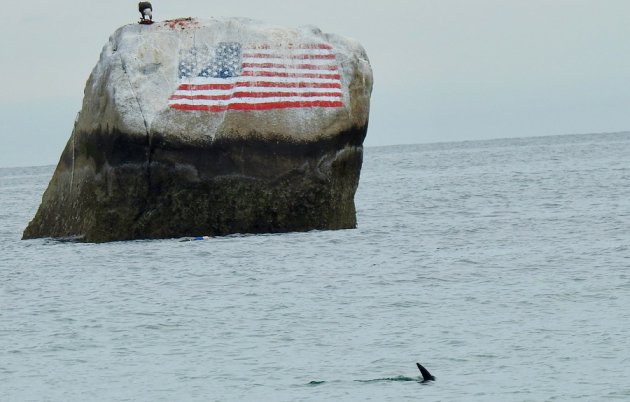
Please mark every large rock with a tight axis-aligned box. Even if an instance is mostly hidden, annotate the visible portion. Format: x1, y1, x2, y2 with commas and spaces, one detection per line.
23, 17, 373, 242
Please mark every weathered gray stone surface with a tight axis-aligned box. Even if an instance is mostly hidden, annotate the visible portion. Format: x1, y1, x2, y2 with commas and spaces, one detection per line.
23, 17, 373, 242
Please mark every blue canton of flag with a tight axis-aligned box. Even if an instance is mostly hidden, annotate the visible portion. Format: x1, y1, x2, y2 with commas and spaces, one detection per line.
178, 42, 242, 79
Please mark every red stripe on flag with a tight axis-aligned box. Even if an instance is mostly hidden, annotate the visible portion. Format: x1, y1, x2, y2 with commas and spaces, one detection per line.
252, 44, 333, 50
241, 63, 339, 71
236, 81, 342, 89
170, 101, 344, 112
175, 82, 343, 91
176, 83, 235, 91
240, 71, 341, 80
232, 91, 342, 98
169, 94, 233, 101
242, 53, 337, 60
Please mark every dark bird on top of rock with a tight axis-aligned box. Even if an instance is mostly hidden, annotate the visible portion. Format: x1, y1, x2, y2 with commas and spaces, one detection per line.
138, 2, 153, 21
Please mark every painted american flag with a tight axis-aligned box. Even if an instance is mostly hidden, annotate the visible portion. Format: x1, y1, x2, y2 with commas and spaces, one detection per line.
168, 42, 344, 112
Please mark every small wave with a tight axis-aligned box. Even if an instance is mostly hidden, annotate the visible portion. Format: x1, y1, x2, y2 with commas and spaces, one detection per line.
356, 376, 420, 383
308, 376, 421, 386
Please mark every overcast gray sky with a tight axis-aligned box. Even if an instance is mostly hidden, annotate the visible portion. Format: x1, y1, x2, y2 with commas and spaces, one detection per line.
1, 0, 629, 167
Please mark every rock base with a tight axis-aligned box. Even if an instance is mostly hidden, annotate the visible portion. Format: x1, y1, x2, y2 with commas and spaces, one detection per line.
23, 125, 366, 242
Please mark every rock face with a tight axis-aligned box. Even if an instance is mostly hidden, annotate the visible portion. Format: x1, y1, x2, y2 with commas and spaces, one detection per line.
23, 18, 373, 242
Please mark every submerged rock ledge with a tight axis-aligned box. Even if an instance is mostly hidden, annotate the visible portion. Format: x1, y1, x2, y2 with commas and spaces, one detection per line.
23, 17, 373, 242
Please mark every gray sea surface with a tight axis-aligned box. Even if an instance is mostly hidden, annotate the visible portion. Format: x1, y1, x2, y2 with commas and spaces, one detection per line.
1, 133, 630, 401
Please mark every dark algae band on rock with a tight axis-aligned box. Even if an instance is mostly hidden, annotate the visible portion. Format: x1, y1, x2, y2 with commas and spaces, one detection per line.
23, 125, 367, 242
23, 18, 373, 242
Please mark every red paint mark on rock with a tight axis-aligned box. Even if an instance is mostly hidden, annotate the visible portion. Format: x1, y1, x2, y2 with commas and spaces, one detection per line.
163, 18, 197, 30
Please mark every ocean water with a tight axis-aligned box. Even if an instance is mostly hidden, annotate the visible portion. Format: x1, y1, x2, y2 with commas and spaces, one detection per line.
1, 133, 629, 401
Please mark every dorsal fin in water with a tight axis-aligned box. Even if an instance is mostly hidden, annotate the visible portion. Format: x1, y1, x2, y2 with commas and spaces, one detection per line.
416, 363, 435, 382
